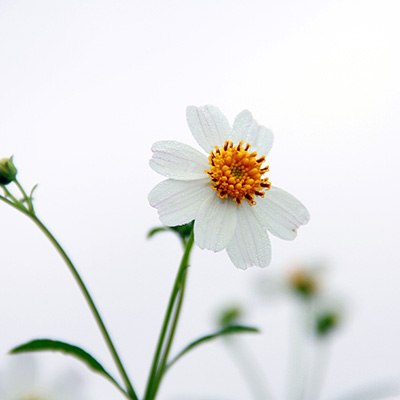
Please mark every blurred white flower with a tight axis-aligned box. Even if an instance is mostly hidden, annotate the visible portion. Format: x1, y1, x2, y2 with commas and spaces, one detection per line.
0, 355, 86, 400
286, 266, 322, 298
256, 264, 327, 300
149, 105, 310, 269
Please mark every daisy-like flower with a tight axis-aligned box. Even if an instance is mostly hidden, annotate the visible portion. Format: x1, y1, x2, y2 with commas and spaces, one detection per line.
148, 105, 310, 269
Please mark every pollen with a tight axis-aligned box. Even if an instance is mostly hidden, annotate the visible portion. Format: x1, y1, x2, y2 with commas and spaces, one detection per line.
205, 140, 271, 206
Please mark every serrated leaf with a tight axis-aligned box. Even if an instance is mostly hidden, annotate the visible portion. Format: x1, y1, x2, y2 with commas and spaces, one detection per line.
166, 325, 259, 372
10, 339, 124, 393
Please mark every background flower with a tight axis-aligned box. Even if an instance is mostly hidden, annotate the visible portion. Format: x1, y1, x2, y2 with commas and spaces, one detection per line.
0, 355, 87, 400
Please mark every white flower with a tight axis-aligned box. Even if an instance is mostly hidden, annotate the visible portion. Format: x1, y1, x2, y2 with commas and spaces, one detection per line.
148, 105, 310, 269
0, 355, 86, 400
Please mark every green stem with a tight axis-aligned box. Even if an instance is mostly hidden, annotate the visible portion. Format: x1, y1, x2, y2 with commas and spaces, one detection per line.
14, 179, 34, 213
152, 265, 189, 395
29, 215, 138, 399
144, 230, 194, 400
0, 193, 138, 400
0, 193, 24, 213
2, 185, 24, 208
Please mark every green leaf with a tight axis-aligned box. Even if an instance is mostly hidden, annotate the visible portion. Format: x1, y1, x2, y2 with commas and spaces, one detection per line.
29, 183, 39, 199
168, 221, 194, 243
10, 339, 124, 394
147, 227, 168, 239
166, 325, 259, 372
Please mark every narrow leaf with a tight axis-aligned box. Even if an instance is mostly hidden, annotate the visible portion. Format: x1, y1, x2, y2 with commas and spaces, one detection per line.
166, 325, 259, 372
147, 227, 168, 239
30, 183, 39, 199
10, 339, 124, 393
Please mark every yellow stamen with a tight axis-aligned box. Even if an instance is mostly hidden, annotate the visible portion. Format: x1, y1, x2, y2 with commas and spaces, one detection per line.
205, 140, 271, 206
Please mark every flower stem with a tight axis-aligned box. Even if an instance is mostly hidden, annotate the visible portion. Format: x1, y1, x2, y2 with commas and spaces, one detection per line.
285, 300, 312, 400
306, 338, 330, 400
0, 187, 138, 400
144, 230, 194, 400
14, 178, 34, 213
224, 336, 274, 400
152, 264, 189, 394
2, 185, 24, 208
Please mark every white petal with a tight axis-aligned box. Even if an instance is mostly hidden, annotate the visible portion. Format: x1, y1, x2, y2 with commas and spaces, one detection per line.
48, 370, 86, 400
252, 186, 310, 240
186, 105, 231, 153
149, 141, 209, 180
148, 178, 213, 226
1, 355, 37, 395
231, 110, 273, 157
194, 195, 237, 252
226, 204, 271, 269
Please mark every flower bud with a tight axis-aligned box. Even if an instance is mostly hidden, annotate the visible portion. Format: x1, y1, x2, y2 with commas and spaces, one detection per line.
0, 156, 17, 185
315, 311, 340, 337
218, 306, 243, 328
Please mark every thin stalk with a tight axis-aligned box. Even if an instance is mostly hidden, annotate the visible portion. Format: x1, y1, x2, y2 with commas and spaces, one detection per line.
306, 338, 330, 400
0, 192, 138, 400
224, 336, 274, 400
151, 265, 189, 395
144, 230, 194, 400
285, 300, 313, 400
2, 186, 24, 208
14, 179, 34, 213
29, 215, 138, 400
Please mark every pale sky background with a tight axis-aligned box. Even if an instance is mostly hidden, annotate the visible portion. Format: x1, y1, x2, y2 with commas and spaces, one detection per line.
1, 0, 400, 399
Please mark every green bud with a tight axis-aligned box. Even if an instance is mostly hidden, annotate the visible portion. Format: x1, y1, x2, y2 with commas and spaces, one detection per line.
315, 311, 339, 337
219, 306, 243, 328
0, 156, 17, 185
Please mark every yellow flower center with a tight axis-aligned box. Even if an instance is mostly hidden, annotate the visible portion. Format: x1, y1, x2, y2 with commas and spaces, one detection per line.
205, 140, 271, 206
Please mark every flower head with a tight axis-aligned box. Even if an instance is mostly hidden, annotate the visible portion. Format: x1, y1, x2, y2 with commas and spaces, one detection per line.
287, 267, 319, 298
148, 105, 310, 269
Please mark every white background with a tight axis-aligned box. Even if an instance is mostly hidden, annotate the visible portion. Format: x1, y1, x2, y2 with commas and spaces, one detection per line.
1, 0, 400, 399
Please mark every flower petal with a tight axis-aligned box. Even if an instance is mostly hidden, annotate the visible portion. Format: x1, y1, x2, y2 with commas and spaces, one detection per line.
1, 355, 37, 395
48, 370, 86, 400
148, 178, 213, 226
231, 110, 273, 157
226, 204, 271, 269
194, 195, 237, 252
149, 141, 209, 180
186, 105, 231, 153
252, 186, 310, 240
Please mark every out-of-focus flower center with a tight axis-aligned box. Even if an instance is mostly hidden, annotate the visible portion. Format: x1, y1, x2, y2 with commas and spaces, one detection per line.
206, 140, 270, 206
20, 394, 45, 400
